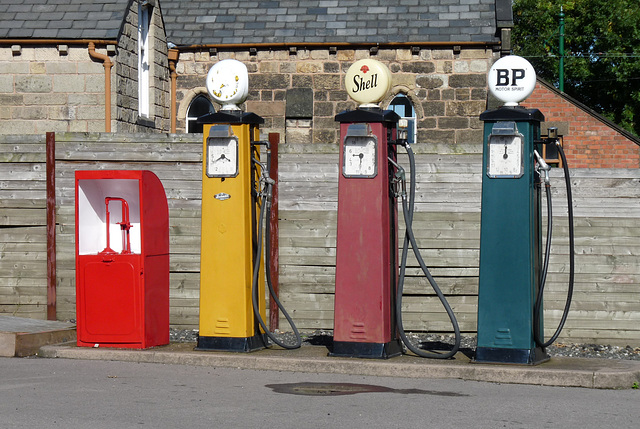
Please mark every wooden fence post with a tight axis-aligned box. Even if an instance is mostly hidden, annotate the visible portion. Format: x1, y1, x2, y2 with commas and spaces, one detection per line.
268, 133, 279, 331
46, 132, 56, 320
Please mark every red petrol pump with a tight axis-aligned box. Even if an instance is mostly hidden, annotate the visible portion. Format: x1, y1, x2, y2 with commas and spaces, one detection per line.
332, 60, 461, 359
196, 59, 300, 352
333, 109, 402, 359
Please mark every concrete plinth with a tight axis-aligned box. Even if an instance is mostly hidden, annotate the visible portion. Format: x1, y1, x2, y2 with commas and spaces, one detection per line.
0, 315, 76, 357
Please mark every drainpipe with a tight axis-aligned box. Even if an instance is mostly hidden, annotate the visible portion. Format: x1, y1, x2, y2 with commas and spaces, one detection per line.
87, 42, 112, 132
168, 48, 179, 133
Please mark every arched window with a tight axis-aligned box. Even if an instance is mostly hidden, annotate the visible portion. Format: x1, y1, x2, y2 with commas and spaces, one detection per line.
389, 94, 417, 144
186, 95, 215, 133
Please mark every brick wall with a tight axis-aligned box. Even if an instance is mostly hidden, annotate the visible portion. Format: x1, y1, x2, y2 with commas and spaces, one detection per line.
524, 81, 640, 168
175, 48, 497, 145
0, 46, 110, 134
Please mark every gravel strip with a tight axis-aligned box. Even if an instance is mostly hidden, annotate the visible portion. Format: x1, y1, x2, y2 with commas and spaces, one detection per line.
170, 328, 640, 361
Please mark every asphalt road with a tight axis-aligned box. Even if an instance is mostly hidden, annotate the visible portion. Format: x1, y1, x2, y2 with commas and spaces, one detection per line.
1, 356, 638, 428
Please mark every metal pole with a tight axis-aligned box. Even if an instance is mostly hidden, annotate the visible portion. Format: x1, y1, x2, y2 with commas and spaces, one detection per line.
559, 7, 565, 92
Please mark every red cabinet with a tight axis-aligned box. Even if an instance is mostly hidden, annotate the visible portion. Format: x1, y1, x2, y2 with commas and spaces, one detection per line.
75, 170, 169, 348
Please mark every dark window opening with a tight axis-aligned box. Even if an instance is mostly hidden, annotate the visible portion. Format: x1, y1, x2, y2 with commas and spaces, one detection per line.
187, 95, 215, 133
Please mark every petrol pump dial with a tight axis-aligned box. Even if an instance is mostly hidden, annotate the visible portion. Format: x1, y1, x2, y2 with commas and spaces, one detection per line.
487, 133, 524, 178
343, 136, 377, 178
206, 136, 239, 178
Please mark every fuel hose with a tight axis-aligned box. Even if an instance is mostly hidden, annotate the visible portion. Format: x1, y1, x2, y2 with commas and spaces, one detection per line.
395, 142, 461, 359
251, 155, 302, 350
533, 142, 574, 348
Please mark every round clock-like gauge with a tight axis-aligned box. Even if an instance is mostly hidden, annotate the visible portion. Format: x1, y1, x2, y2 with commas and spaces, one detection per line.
487, 134, 524, 178
205, 59, 249, 110
343, 136, 378, 178
206, 136, 239, 178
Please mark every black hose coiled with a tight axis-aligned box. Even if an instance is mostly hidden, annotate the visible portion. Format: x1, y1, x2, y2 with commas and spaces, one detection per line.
534, 142, 575, 348
396, 143, 461, 359
251, 154, 302, 350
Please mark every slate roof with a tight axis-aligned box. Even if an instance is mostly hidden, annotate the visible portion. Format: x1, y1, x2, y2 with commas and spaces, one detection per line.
161, 0, 505, 47
0, 0, 509, 46
0, 0, 129, 40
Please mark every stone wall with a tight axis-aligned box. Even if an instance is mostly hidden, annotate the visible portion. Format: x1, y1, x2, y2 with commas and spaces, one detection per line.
0, 0, 170, 135
115, 0, 171, 133
174, 47, 498, 145
0, 45, 111, 134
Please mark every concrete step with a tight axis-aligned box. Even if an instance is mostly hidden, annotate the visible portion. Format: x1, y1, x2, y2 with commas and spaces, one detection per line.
0, 315, 76, 357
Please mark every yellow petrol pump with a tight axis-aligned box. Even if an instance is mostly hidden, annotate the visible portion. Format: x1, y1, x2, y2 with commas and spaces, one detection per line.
196, 59, 300, 352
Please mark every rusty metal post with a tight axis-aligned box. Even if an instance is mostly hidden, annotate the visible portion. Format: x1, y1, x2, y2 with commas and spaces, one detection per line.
46, 132, 56, 320
268, 133, 280, 330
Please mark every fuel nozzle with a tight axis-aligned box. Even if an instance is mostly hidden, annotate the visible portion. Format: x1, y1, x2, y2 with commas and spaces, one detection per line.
252, 156, 275, 209
388, 157, 406, 198
534, 150, 551, 185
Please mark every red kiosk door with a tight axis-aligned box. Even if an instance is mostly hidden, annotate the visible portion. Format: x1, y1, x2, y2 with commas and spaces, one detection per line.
78, 256, 140, 341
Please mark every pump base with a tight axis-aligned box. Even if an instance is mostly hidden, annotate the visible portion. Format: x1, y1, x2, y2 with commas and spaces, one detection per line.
330, 339, 403, 359
473, 346, 550, 365
195, 334, 267, 353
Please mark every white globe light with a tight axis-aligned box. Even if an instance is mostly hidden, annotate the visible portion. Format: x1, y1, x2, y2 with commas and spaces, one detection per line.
205, 59, 249, 110
488, 55, 537, 106
345, 59, 392, 107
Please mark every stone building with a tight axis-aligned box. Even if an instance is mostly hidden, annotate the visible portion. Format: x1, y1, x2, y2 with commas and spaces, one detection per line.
1, 0, 514, 143
163, 0, 514, 146
0, 0, 171, 133
2, 0, 636, 165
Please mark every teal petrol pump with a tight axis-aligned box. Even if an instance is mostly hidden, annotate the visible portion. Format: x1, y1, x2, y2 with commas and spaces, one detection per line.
475, 56, 575, 365
475, 108, 548, 364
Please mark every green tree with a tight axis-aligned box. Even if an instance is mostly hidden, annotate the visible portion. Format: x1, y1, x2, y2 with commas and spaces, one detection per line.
513, 0, 640, 136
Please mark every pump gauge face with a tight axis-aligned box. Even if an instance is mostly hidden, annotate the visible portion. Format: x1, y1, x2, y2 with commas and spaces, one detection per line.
487, 134, 524, 178
206, 136, 238, 178
343, 136, 377, 178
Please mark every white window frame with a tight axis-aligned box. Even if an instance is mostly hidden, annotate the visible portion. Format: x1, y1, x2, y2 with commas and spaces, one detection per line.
389, 94, 417, 144
138, 3, 151, 118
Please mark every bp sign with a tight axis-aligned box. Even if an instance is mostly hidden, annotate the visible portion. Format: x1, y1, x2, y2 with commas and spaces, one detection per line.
488, 55, 537, 106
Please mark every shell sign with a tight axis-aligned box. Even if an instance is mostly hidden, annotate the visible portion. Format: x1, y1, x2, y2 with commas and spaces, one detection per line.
345, 59, 392, 107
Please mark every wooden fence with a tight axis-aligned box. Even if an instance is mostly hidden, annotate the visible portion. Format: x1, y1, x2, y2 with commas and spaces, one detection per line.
1, 133, 639, 345
0, 134, 48, 318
